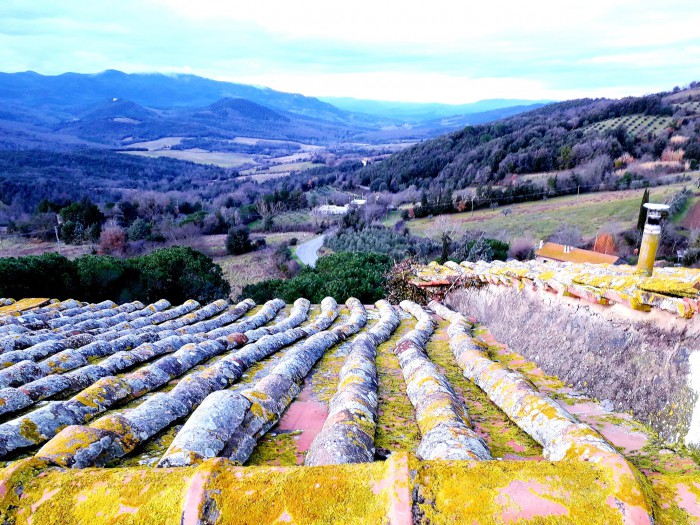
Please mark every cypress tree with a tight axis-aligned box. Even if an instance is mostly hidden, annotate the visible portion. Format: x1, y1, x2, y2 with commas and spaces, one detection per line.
637, 188, 650, 231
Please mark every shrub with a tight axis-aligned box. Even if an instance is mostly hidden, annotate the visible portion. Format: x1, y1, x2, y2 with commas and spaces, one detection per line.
74, 255, 131, 302
450, 235, 509, 263
100, 226, 127, 255
127, 218, 151, 241
325, 226, 438, 262
0, 247, 230, 304
548, 225, 583, 247
226, 226, 253, 255
509, 238, 535, 261
0, 253, 78, 300
242, 251, 391, 304
682, 248, 700, 267
134, 246, 230, 304
385, 259, 430, 304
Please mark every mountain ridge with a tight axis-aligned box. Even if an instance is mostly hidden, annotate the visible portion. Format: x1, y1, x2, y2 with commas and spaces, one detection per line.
320, 96, 553, 122
0, 70, 550, 126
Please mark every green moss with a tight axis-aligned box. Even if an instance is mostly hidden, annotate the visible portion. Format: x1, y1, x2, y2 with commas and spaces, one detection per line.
246, 430, 302, 467
413, 459, 635, 524
208, 457, 393, 524
0, 458, 49, 523
6, 463, 190, 525
424, 320, 542, 459
113, 424, 183, 468
648, 472, 700, 524
476, 325, 569, 394
311, 313, 378, 404
375, 317, 421, 453
18, 419, 42, 443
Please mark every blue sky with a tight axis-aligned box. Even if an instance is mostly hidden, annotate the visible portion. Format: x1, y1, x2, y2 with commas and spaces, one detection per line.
1, 0, 699, 103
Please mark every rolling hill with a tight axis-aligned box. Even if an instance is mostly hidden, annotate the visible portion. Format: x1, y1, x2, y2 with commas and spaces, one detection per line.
0, 70, 550, 148
302, 85, 700, 194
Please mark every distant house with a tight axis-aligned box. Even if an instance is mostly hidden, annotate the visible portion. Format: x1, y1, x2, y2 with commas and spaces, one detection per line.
535, 242, 620, 265
313, 204, 349, 216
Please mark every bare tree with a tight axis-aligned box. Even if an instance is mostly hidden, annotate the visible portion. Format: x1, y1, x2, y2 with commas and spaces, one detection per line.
255, 200, 283, 221
434, 216, 461, 261
548, 224, 583, 247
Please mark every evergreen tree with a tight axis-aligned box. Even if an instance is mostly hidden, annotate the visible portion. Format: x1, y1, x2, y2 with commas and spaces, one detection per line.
637, 188, 650, 231
226, 226, 253, 255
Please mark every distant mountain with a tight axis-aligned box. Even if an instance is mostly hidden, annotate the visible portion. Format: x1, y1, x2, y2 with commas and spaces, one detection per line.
0, 70, 552, 147
193, 98, 290, 122
319, 97, 553, 122
0, 70, 358, 124
78, 99, 163, 121
54, 97, 365, 146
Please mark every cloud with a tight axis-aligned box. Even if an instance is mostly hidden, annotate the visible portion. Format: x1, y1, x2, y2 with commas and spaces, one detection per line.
0, 0, 698, 102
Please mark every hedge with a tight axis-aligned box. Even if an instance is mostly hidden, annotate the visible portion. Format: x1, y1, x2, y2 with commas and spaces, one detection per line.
0, 246, 230, 304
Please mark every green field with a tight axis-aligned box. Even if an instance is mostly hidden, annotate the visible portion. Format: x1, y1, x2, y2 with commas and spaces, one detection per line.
248, 211, 314, 232
587, 114, 673, 136
124, 149, 255, 168
402, 183, 692, 241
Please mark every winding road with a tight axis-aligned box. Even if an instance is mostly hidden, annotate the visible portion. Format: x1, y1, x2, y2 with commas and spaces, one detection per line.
295, 235, 325, 267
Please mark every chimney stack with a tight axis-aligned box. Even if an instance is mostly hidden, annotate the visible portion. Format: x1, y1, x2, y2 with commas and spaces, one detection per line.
637, 203, 669, 276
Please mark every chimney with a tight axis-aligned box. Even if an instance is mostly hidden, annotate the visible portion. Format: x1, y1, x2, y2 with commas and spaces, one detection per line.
539, 240, 544, 249
637, 203, 669, 276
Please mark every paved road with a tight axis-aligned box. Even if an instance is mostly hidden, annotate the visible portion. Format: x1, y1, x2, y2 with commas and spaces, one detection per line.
295, 235, 325, 267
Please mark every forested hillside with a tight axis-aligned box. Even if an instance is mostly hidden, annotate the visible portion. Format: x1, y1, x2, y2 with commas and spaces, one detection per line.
299, 87, 700, 195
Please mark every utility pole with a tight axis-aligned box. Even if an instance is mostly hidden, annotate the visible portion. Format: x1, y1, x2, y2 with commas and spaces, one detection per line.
577, 185, 580, 200
54, 226, 61, 254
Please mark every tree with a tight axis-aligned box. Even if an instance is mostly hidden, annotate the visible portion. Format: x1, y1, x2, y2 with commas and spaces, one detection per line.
255, 200, 282, 231
135, 246, 230, 303
549, 224, 583, 247
434, 216, 460, 263
59, 198, 104, 244
100, 226, 127, 255
637, 188, 650, 231
450, 234, 509, 263
242, 252, 391, 304
0, 248, 230, 304
593, 232, 617, 255
128, 218, 151, 241
226, 226, 253, 255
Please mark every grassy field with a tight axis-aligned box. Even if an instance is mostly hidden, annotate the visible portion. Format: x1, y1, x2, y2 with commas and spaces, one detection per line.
123, 150, 256, 168
0, 237, 94, 258
213, 231, 313, 299
248, 211, 315, 232
241, 161, 322, 175
402, 183, 692, 241
675, 196, 700, 229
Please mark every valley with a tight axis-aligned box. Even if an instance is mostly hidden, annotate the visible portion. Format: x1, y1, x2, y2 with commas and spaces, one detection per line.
4, 2, 700, 523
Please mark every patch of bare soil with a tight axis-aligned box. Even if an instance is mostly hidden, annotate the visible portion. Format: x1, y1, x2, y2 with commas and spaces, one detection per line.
683, 200, 700, 229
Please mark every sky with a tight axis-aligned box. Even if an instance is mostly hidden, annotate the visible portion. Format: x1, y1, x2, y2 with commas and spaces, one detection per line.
1, 0, 699, 104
